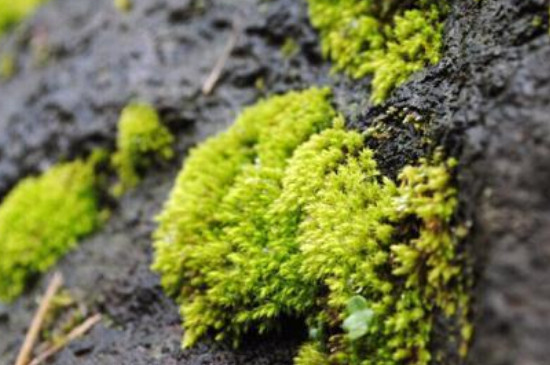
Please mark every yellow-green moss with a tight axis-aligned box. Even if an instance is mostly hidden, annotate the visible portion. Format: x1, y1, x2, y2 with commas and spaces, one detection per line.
0, 52, 16, 80
0, 0, 49, 39
281, 37, 299, 58
296, 343, 330, 365
153, 89, 470, 364
41, 289, 86, 346
111, 102, 174, 196
306, 0, 446, 104
0, 157, 101, 302
114, 0, 132, 13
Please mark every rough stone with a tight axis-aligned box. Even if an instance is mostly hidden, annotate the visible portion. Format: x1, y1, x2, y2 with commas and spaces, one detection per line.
1, 0, 549, 364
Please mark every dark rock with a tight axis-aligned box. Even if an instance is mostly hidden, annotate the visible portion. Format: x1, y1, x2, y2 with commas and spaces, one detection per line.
1, 0, 550, 364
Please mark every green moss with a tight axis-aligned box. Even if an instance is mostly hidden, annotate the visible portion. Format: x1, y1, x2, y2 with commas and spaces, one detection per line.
296, 343, 330, 365
153, 89, 470, 364
281, 37, 299, 58
0, 0, 49, 39
111, 102, 174, 196
306, 0, 446, 104
41, 289, 86, 346
0, 157, 102, 302
114, 0, 132, 13
531, 15, 543, 28
0, 52, 16, 80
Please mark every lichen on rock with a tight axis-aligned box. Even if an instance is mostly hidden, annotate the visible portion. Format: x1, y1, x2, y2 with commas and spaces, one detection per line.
306, 0, 446, 104
153, 88, 470, 364
111, 102, 174, 196
0, 156, 102, 302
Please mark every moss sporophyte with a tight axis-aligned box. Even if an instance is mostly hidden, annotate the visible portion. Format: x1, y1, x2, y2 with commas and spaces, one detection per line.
0, 155, 104, 302
306, 0, 447, 104
153, 88, 471, 364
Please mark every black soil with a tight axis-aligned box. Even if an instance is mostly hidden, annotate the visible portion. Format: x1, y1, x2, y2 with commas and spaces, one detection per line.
1, 0, 549, 364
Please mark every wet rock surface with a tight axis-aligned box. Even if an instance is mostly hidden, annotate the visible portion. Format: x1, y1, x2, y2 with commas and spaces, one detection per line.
0, 0, 549, 364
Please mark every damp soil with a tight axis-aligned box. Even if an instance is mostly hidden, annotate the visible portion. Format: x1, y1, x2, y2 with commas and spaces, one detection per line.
0, 0, 549, 364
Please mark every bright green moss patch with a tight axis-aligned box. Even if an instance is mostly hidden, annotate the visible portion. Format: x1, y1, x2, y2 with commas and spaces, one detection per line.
153, 87, 336, 344
0, 158, 101, 302
153, 89, 470, 363
111, 102, 174, 196
306, 0, 446, 104
0, 0, 49, 38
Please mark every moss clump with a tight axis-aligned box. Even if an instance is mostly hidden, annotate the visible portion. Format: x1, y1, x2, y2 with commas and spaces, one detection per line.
306, 0, 446, 104
114, 0, 132, 13
153, 87, 336, 345
0, 52, 16, 80
0, 158, 101, 302
111, 102, 174, 196
153, 89, 470, 364
0, 0, 49, 38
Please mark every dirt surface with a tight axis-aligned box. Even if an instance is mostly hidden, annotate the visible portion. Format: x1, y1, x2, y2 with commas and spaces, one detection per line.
1, 0, 549, 364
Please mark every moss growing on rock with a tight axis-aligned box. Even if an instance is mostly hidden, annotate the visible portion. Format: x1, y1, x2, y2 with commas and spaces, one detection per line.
0, 0, 49, 38
111, 102, 174, 196
0, 52, 16, 80
0, 157, 101, 302
153, 89, 470, 364
114, 0, 132, 13
306, 0, 446, 104
153, 87, 336, 345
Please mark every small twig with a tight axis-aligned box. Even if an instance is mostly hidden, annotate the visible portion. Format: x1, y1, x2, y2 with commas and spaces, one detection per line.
202, 21, 240, 95
29, 314, 102, 365
15, 272, 63, 365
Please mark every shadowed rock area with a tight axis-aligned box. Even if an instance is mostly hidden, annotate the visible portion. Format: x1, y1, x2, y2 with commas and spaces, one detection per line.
0, 0, 549, 364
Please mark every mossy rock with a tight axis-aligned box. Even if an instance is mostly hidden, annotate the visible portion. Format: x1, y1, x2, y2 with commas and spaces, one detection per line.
111, 102, 175, 196
153, 88, 470, 364
306, 0, 446, 103
0, 157, 101, 302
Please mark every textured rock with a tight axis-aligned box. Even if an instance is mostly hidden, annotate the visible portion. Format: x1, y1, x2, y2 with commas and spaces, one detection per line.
0, 0, 549, 364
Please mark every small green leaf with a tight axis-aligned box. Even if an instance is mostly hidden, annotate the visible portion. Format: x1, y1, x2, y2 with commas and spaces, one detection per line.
347, 295, 369, 313
343, 310, 374, 341
343, 296, 374, 341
